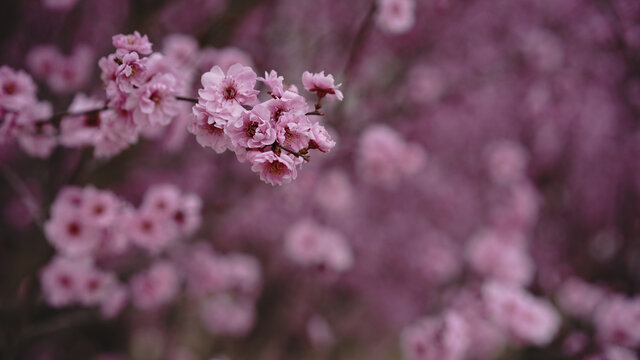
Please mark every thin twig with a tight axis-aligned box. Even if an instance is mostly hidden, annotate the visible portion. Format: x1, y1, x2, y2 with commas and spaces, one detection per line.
175, 96, 198, 103
0, 165, 44, 230
277, 143, 310, 162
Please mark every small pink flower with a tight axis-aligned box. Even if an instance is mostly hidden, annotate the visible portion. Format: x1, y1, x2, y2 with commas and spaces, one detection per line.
486, 140, 529, 185
201, 296, 255, 337
76, 268, 118, 306
301, 71, 343, 102
275, 114, 312, 152
46, 45, 94, 94
14, 101, 58, 158
26, 45, 62, 78
375, 0, 416, 34
248, 151, 303, 186
357, 125, 426, 187
258, 70, 285, 98
483, 282, 561, 346
314, 170, 354, 214
100, 285, 128, 319
198, 64, 259, 107
59, 94, 105, 147
126, 208, 177, 254
188, 103, 231, 153
225, 104, 277, 149
284, 219, 353, 272
44, 206, 102, 258
163, 34, 199, 66
466, 229, 534, 286
141, 184, 182, 218
129, 261, 180, 310
594, 295, 640, 348
129, 73, 179, 127
115, 52, 148, 92
401, 311, 470, 360
81, 186, 121, 227
308, 122, 336, 152
0, 66, 38, 111
556, 277, 607, 321
112, 31, 153, 55
40, 256, 84, 307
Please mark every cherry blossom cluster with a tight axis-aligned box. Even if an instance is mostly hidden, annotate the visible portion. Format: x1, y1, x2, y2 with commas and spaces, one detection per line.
189, 66, 340, 185
40, 184, 262, 337
0, 66, 57, 157
94, 31, 184, 156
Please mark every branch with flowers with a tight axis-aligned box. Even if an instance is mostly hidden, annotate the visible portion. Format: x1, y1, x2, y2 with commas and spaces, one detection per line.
0, 31, 343, 186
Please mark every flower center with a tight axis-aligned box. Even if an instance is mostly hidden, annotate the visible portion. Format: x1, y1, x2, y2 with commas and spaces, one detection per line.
246, 122, 258, 138
223, 86, 237, 100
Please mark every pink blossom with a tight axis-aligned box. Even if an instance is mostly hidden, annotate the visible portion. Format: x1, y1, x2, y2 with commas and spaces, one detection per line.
46, 45, 94, 94
556, 277, 607, 320
76, 267, 118, 306
26, 45, 62, 78
201, 296, 255, 337
594, 295, 640, 348
483, 282, 561, 346
81, 187, 121, 227
275, 114, 312, 152
100, 285, 128, 319
198, 64, 259, 108
466, 229, 534, 286
248, 151, 303, 186
115, 52, 148, 92
40, 256, 84, 307
376, 0, 416, 34
188, 103, 231, 153
225, 104, 277, 149
14, 101, 58, 158
163, 34, 199, 66
357, 125, 426, 187
306, 315, 335, 349
301, 71, 343, 102
258, 70, 285, 98
126, 208, 177, 254
486, 140, 529, 185
0, 66, 38, 111
93, 109, 139, 158
314, 170, 354, 214
284, 219, 353, 272
59, 94, 105, 147
308, 122, 336, 152
401, 311, 470, 360
129, 73, 179, 127
112, 31, 153, 55
129, 261, 180, 310
44, 204, 102, 257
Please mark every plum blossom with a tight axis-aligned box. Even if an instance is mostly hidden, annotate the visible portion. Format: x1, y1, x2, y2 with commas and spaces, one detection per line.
112, 31, 153, 55
248, 151, 303, 186
284, 219, 353, 272
302, 71, 343, 102
129, 261, 180, 310
401, 311, 470, 360
376, 0, 416, 34
483, 282, 561, 346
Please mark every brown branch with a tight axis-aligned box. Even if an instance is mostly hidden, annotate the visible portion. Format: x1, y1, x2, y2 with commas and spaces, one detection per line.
276, 143, 310, 162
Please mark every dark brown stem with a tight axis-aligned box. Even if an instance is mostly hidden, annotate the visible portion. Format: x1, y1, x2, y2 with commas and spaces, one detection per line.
276, 143, 310, 162
343, 1, 377, 76
175, 96, 198, 103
